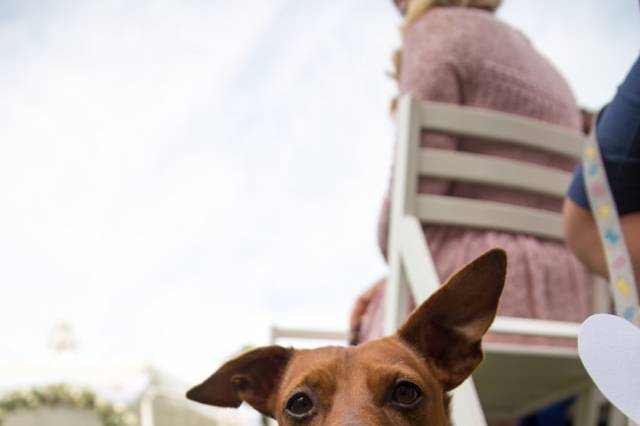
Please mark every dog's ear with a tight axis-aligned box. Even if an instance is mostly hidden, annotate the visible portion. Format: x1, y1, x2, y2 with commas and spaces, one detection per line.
186, 345, 293, 417
397, 248, 506, 391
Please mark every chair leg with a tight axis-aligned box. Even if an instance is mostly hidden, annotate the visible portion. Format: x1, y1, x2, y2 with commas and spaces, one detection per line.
449, 378, 488, 426
608, 405, 629, 426
572, 386, 600, 426
383, 256, 411, 335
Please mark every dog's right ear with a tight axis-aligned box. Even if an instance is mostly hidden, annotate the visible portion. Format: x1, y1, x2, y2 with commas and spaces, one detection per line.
397, 249, 506, 391
186, 345, 293, 418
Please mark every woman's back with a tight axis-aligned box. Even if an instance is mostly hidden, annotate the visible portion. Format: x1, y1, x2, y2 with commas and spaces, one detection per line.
401, 7, 581, 210
401, 7, 579, 123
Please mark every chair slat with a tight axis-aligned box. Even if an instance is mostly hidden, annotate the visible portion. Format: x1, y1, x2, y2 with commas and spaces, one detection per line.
417, 102, 585, 159
271, 327, 349, 343
490, 317, 580, 339
416, 194, 563, 240
419, 148, 572, 198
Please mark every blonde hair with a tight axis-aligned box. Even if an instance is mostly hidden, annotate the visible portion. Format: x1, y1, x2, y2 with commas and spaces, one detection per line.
389, 0, 502, 113
403, 0, 502, 31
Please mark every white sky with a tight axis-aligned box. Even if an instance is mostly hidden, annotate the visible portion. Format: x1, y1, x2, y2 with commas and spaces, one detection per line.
0, 0, 638, 388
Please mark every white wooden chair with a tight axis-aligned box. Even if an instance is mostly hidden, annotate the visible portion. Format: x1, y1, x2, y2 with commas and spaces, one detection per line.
383, 94, 612, 425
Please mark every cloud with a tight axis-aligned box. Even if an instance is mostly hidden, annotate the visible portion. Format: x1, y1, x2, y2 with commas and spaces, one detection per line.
0, 0, 637, 387
0, 0, 398, 381
498, 0, 640, 108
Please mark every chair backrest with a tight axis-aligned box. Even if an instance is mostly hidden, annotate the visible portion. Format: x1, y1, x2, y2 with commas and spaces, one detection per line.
384, 95, 597, 426
384, 94, 591, 332
393, 94, 585, 240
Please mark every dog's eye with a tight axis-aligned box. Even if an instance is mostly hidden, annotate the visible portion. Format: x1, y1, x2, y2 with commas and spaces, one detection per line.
390, 381, 423, 408
285, 392, 315, 419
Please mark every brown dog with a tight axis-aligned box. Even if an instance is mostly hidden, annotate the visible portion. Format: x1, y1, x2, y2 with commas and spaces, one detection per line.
187, 249, 506, 425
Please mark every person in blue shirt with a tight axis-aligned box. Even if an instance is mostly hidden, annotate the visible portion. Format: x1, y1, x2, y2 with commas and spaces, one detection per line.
563, 54, 640, 289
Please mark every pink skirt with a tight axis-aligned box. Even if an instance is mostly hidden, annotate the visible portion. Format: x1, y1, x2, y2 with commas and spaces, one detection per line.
358, 225, 594, 346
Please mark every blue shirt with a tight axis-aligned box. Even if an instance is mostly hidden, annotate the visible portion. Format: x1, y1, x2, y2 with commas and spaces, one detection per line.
567, 56, 640, 215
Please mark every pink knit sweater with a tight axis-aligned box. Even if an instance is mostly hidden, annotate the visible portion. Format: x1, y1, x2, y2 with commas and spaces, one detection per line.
360, 7, 593, 345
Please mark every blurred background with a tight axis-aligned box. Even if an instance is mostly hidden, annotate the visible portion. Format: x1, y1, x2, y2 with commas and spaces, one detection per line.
0, 0, 638, 423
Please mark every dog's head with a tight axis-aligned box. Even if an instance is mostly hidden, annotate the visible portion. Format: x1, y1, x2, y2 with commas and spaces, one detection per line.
187, 249, 506, 425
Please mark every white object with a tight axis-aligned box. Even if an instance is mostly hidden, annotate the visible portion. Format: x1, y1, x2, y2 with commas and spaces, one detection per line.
579, 314, 640, 424
383, 95, 603, 425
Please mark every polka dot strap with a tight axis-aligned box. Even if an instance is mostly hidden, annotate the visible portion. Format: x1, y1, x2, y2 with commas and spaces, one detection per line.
583, 125, 640, 326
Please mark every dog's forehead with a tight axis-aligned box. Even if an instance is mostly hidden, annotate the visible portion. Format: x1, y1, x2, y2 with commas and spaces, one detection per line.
287, 337, 419, 363
283, 346, 343, 380
281, 337, 431, 388
355, 336, 426, 365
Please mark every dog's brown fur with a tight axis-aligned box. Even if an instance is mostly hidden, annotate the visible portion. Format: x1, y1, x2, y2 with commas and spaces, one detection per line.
187, 249, 506, 425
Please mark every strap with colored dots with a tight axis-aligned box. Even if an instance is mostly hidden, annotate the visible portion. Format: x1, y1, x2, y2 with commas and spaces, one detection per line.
583, 124, 640, 326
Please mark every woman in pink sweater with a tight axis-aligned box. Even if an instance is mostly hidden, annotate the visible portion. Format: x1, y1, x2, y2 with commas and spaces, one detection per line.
353, 0, 593, 350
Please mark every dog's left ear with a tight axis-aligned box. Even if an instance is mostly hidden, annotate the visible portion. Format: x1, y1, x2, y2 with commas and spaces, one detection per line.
398, 249, 506, 391
186, 345, 293, 417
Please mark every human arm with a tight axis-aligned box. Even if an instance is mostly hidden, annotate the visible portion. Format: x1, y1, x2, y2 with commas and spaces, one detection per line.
563, 57, 640, 286
349, 278, 385, 345
563, 198, 640, 286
